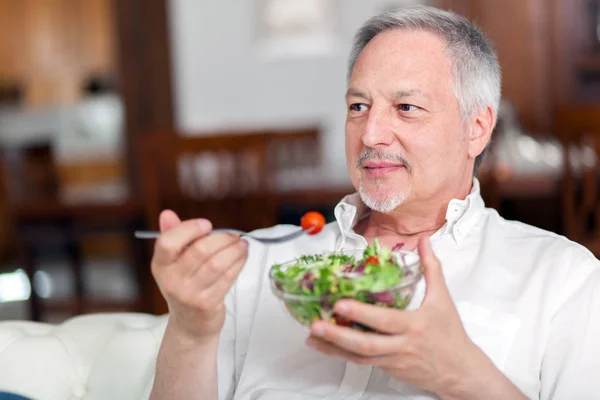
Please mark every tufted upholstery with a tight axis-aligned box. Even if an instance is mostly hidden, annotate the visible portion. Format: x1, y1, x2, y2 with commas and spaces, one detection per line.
0, 313, 168, 400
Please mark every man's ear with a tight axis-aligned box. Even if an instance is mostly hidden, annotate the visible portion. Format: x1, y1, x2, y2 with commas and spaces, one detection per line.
468, 106, 495, 160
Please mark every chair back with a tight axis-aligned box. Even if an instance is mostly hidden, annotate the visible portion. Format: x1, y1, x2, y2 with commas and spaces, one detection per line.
0, 140, 60, 206
139, 128, 321, 231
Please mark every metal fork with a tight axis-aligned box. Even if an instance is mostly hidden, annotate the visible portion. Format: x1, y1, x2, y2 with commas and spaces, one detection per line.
133, 228, 308, 244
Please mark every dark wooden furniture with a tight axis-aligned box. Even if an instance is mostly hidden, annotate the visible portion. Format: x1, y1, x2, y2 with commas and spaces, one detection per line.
0, 0, 176, 320
139, 128, 325, 314
140, 128, 323, 227
141, 132, 275, 233
113, 0, 175, 198
437, 0, 600, 134
555, 104, 600, 256
0, 141, 150, 321
436, 1, 600, 236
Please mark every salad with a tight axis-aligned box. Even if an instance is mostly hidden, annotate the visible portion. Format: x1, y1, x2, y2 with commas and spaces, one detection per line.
269, 239, 420, 331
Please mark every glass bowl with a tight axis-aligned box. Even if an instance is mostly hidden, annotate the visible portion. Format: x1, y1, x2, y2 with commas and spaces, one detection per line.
269, 249, 422, 332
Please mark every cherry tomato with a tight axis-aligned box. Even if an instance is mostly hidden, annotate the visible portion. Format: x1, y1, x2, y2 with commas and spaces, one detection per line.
300, 211, 326, 234
365, 256, 379, 265
333, 313, 353, 327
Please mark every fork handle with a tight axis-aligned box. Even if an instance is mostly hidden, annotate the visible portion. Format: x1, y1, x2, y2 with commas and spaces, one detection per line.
134, 228, 245, 240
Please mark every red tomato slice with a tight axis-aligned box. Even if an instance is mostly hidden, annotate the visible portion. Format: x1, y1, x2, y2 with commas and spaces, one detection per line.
300, 211, 326, 235
365, 256, 379, 265
333, 314, 353, 327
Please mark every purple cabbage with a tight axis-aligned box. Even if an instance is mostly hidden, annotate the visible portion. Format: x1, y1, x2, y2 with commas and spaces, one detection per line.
391, 242, 408, 266
371, 291, 395, 304
321, 294, 331, 310
299, 271, 314, 291
354, 262, 367, 274
341, 262, 354, 273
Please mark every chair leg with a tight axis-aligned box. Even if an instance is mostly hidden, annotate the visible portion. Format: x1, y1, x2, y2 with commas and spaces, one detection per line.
17, 243, 42, 321
127, 221, 152, 313
65, 241, 85, 315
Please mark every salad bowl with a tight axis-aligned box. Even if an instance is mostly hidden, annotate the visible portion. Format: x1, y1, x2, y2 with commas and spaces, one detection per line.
269, 240, 422, 332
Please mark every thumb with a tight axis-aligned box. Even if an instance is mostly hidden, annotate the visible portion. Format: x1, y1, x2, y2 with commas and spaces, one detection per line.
159, 209, 182, 233
417, 236, 449, 302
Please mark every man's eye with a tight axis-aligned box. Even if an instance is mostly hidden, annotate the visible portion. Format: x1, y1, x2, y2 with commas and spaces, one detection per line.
398, 104, 419, 112
349, 103, 368, 112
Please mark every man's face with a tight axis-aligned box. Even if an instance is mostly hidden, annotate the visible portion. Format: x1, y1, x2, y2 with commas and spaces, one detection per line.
345, 29, 472, 213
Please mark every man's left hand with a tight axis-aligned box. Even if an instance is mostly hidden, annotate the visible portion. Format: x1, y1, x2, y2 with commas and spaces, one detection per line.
306, 237, 526, 400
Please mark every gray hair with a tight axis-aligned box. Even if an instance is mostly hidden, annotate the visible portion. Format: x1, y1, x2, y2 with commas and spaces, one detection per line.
348, 5, 501, 174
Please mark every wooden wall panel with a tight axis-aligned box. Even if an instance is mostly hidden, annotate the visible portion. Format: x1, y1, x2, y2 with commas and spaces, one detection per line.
79, 0, 117, 75
0, 0, 116, 106
470, 0, 553, 133
438, 0, 600, 132
0, 2, 28, 81
437, 0, 554, 133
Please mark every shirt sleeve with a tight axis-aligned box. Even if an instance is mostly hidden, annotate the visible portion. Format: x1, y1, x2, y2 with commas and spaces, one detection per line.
540, 263, 600, 399
217, 284, 237, 400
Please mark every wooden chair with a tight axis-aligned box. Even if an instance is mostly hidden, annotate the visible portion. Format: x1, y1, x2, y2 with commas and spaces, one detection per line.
139, 128, 324, 229
0, 140, 150, 321
141, 132, 274, 232
138, 128, 323, 313
555, 105, 600, 257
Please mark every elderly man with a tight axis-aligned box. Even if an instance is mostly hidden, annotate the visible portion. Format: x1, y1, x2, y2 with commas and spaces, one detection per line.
149, 5, 600, 400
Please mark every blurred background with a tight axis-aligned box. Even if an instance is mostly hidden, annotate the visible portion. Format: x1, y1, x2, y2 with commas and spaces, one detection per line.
0, 0, 598, 322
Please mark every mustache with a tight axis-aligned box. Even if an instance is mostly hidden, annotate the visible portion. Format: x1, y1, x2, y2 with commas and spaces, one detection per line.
356, 149, 412, 173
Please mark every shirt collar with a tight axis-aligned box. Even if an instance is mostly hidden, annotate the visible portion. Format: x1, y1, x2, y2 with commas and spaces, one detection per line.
333, 178, 485, 248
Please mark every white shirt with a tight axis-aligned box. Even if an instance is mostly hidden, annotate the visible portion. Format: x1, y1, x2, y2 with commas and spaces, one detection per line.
216, 179, 600, 400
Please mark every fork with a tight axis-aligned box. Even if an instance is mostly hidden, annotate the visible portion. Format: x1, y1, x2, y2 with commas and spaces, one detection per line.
133, 228, 308, 244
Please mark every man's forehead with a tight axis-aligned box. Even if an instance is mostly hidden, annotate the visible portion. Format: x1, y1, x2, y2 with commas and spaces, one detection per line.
352, 29, 451, 73
362, 29, 447, 56
348, 30, 453, 93
345, 87, 428, 100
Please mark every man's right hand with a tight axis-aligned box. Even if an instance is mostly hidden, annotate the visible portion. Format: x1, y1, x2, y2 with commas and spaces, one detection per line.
151, 209, 249, 343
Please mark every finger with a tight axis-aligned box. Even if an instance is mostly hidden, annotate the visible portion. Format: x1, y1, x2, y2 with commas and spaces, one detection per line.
178, 232, 241, 275
332, 300, 410, 334
417, 236, 449, 302
309, 319, 396, 357
195, 242, 249, 305
189, 237, 249, 288
159, 209, 182, 232
306, 336, 395, 367
152, 217, 213, 266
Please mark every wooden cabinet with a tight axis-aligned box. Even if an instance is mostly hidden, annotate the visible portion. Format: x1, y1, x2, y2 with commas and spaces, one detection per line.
0, 0, 116, 107
437, 0, 600, 134
551, 0, 600, 104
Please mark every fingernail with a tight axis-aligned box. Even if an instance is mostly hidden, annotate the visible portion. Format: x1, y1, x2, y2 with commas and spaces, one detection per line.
312, 323, 325, 336
196, 219, 211, 231
335, 302, 349, 313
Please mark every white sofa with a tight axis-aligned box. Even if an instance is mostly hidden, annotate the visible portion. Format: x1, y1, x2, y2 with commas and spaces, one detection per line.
0, 313, 168, 400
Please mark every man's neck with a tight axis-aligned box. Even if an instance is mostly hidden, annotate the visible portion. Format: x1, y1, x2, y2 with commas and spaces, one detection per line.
354, 180, 473, 251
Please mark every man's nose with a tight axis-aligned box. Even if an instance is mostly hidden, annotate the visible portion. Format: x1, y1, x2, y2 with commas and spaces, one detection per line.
362, 106, 396, 148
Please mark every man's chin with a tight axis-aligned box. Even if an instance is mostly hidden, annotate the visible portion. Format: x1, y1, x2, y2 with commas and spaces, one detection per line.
358, 190, 406, 214
360, 186, 408, 200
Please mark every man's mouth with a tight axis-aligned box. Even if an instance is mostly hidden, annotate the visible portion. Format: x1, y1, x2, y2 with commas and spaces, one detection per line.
363, 162, 406, 177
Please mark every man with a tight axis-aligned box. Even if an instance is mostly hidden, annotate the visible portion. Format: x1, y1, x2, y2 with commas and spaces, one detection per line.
149, 5, 600, 400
